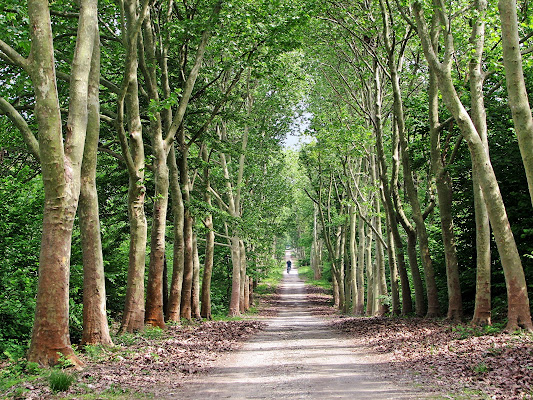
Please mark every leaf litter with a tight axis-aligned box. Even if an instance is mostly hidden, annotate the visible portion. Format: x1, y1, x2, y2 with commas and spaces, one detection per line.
330, 316, 533, 399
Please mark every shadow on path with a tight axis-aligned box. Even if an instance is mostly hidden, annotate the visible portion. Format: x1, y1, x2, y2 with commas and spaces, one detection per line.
167, 269, 429, 399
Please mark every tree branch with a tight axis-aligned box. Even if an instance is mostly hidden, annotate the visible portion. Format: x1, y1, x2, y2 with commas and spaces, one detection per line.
0, 39, 29, 72
0, 97, 40, 161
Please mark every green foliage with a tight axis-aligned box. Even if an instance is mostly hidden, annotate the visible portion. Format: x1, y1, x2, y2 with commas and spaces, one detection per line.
48, 370, 76, 393
254, 267, 284, 295
0, 359, 43, 396
452, 323, 505, 340
297, 264, 332, 290
472, 362, 489, 375
141, 327, 164, 340
0, 168, 42, 359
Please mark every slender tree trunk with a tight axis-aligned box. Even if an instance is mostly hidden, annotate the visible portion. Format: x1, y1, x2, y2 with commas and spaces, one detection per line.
167, 144, 185, 322
390, 124, 415, 315
349, 205, 358, 313
311, 204, 323, 280
192, 234, 201, 319
248, 278, 254, 308
201, 147, 215, 319
371, 154, 388, 316
244, 276, 250, 311
498, 0, 533, 207
365, 221, 374, 316
467, 2, 491, 326
332, 273, 340, 308
229, 235, 242, 316
397, 79, 440, 317
118, 0, 150, 334
355, 212, 366, 314
163, 257, 169, 316
80, 30, 112, 346
179, 136, 194, 320
239, 240, 247, 313
428, 68, 462, 320
384, 210, 400, 315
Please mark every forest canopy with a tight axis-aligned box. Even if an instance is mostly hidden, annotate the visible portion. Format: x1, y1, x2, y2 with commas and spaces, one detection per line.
1, 0, 533, 368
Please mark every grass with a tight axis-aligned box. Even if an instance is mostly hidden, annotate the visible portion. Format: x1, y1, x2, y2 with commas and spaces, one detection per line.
451, 322, 505, 340
296, 264, 332, 291
48, 370, 76, 393
255, 267, 284, 295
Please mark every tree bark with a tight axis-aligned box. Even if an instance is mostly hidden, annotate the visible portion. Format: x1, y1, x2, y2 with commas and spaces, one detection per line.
80, 29, 113, 346
468, 0, 492, 326
167, 144, 185, 322
229, 235, 242, 316
143, 11, 169, 329
27, 0, 97, 367
118, 0, 150, 334
179, 138, 194, 320
498, 0, 533, 207
428, 67, 463, 320
192, 234, 201, 319
201, 147, 215, 320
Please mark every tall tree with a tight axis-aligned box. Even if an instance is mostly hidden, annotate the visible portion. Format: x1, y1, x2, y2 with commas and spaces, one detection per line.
0, 0, 98, 366
498, 0, 533, 208
412, 0, 533, 330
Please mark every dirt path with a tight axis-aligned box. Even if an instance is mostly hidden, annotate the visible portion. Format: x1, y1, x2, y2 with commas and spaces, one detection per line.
167, 270, 431, 399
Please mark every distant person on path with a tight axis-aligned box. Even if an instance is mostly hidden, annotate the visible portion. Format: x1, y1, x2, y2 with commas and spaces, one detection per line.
286, 259, 292, 274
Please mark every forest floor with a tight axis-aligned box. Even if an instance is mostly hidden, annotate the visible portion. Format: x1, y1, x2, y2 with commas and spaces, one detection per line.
2, 270, 533, 399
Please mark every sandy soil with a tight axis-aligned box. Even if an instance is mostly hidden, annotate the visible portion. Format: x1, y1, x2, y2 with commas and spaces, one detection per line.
167, 269, 432, 399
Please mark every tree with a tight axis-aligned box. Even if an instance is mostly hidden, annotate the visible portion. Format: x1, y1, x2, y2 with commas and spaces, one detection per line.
498, 0, 533, 208
412, 0, 533, 331
0, 0, 98, 366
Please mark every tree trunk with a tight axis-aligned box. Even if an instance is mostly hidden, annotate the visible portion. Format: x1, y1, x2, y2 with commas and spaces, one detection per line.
229, 235, 242, 316
349, 205, 358, 314
249, 277, 254, 308
467, 2, 492, 326
244, 275, 250, 311
144, 141, 169, 328
396, 79, 440, 317
192, 234, 201, 319
201, 147, 215, 319
354, 214, 366, 315
80, 30, 113, 346
179, 137, 194, 320
239, 240, 247, 313
118, 0, 149, 334
167, 144, 185, 322
371, 154, 388, 316
428, 69, 463, 321
27, 0, 97, 367
498, 0, 533, 207
311, 204, 323, 280
143, 11, 170, 330
365, 222, 374, 316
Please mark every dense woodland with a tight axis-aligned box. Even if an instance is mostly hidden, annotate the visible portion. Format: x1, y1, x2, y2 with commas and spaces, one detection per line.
1, 0, 533, 371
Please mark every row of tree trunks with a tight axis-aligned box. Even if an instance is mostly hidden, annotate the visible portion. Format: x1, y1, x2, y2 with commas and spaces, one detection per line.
26, 0, 99, 366
413, 0, 533, 331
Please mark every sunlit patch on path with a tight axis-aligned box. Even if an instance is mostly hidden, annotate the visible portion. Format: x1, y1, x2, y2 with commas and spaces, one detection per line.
168, 270, 430, 399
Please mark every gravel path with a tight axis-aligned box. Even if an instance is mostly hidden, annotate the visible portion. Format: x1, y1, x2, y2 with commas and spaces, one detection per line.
168, 269, 431, 399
